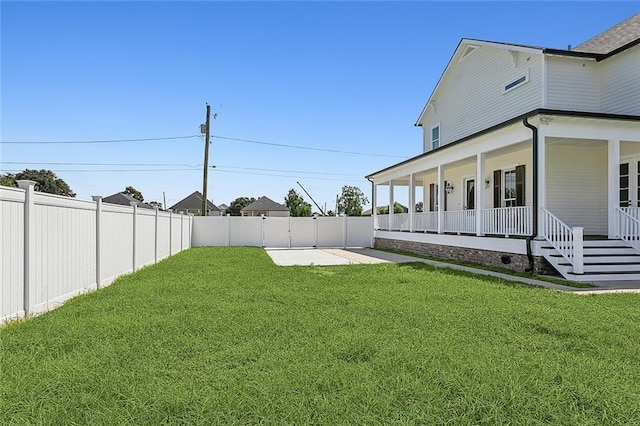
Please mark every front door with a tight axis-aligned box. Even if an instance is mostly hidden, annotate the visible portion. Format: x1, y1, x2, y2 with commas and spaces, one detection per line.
464, 178, 475, 210
620, 159, 640, 208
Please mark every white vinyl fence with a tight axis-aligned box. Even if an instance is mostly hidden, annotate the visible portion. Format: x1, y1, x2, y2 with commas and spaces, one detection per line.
192, 216, 373, 248
1, 182, 192, 323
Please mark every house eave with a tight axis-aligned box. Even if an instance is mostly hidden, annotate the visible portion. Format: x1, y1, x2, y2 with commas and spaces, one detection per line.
369, 109, 640, 180
415, 39, 545, 127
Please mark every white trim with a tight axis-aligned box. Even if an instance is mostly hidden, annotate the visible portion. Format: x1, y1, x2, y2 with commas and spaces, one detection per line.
502, 68, 530, 94
541, 54, 547, 108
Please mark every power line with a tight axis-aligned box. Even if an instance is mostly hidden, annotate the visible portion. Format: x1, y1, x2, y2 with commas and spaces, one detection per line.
211, 168, 363, 182
0, 161, 196, 167
0, 167, 365, 182
1, 161, 361, 177
0, 135, 200, 144
212, 135, 409, 159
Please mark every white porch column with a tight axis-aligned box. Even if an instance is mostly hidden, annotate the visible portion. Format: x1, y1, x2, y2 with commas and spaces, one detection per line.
371, 181, 377, 229
537, 127, 547, 234
608, 139, 620, 238
437, 164, 444, 234
409, 173, 415, 232
476, 152, 485, 236
388, 180, 394, 231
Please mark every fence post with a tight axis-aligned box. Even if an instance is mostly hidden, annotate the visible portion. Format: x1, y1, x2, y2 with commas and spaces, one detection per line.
261, 216, 266, 248
154, 207, 159, 264
17, 180, 36, 317
180, 212, 184, 251
573, 227, 584, 274
313, 216, 318, 248
169, 209, 173, 256
130, 202, 138, 271
91, 196, 102, 288
342, 215, 347, 249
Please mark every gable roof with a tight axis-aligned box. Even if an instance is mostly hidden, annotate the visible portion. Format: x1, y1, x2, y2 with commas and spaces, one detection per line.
574, 13, 640, 54
103, 192, 154, 209
169, 191, 219, 212
415, 15, 640, 126
241, 196, 288, 212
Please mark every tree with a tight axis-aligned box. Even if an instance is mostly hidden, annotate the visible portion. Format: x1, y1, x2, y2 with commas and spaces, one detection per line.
227, 196, 256, 216
0, 174, 17, 187
3, 169, 75, 197
377, 202, 405, 215
284, 189, 311, 217
336, 185, 368, 216
124, 186, 144, 202
148, 201, 163, 209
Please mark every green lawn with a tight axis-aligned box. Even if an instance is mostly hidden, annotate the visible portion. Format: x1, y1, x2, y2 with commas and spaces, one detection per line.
2, 247, 639, 425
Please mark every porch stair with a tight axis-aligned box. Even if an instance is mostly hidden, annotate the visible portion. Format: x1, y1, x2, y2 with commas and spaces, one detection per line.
541, 239, 640, 282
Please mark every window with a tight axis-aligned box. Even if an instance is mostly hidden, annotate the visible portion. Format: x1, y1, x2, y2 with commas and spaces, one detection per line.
502, 69, 529, 94
431, 124, 440, 150
493, 166, 525, 208
620, 162, 629, 207
504, 169, 517, 207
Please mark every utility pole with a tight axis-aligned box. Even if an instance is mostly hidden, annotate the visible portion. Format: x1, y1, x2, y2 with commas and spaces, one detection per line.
201, 103, 211, 216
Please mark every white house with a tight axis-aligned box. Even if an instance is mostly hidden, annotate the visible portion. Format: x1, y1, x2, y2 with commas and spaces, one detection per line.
367, 14, 640, 282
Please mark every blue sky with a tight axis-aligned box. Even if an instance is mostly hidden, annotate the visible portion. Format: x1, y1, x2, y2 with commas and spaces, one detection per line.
1, 1, 638, 212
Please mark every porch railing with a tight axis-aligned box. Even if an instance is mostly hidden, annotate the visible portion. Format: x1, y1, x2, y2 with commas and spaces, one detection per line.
541, 208, 583, 274
616, 207, 640, 252
443, 210, 476, 234
376, 206, 532, 236
413, 212, 438, 232
375, 214, 389, 230
390, 213, 410, 231
482, 206, 532, 236
620, 207, 640, 221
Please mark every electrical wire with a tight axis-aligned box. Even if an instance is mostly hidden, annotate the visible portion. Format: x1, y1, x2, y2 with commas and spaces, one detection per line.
1, 162, 362, 177
0, 135, 200, 144
212, 135, 409, 159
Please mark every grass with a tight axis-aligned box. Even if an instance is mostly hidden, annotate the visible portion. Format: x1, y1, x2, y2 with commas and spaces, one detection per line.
377, 247, 596, 288
2, 247, 639, 425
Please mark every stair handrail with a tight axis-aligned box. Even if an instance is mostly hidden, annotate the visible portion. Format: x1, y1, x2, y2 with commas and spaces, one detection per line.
616, 207, 640, 252
541, 208, 584, 274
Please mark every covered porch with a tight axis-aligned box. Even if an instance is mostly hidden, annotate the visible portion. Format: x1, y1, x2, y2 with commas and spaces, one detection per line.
368, 113, 640, 280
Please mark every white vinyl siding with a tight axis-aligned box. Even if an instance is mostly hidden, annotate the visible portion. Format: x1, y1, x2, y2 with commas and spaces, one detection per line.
421, 45, 542, 152
546, 140, 608, 235
546, 56, 599, 112
599, 45, 640, 115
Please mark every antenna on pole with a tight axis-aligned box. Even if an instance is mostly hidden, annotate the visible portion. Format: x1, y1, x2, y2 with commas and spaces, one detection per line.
297, 181, 326, 216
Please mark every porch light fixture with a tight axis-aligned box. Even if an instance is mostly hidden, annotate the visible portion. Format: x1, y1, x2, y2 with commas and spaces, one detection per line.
485, 178, 491, 188
445, 182, 454, 194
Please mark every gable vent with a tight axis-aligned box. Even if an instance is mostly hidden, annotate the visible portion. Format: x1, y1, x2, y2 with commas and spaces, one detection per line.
458, 44, 479, 63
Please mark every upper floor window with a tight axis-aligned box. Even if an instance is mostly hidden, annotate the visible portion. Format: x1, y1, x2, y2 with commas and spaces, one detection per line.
431, 124, 440, 150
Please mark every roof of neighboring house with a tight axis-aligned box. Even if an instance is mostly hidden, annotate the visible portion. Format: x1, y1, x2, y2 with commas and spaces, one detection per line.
169, 191, 219, 212
574, 13, 640, 54
218, 203, 229, 210
241, 196, 289, 212
103, 192, 154, 209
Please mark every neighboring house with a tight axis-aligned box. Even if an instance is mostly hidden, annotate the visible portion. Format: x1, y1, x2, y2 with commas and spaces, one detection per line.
241, 196, 290, 217
103, 192, 154, 209
169, 191, 220, 216
218, 203, 229, 216
367, 14, 640, 282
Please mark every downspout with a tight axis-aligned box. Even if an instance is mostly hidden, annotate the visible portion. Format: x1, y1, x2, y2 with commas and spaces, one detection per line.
522, 117, 538, 273
366, 176, 375, 247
